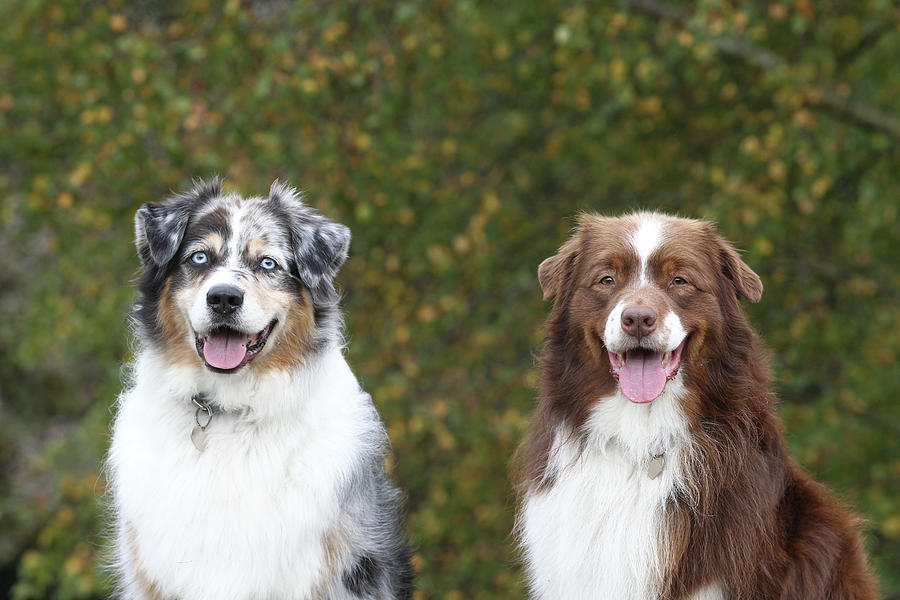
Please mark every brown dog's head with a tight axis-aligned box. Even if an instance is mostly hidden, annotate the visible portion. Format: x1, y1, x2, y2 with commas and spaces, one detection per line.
539, 212, 762, 404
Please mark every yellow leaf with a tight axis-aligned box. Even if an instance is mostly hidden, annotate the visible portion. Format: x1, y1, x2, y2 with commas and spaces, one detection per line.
109, 14, 127, 32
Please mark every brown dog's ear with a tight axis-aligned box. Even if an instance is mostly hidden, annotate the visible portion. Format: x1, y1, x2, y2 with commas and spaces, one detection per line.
538, 233, 580, 301
717, 234, 763, 303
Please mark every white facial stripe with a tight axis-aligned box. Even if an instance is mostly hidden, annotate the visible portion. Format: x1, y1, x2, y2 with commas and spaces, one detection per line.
631, 216, 664, 285
604, 300, 628, 353
228, 203, 246, 269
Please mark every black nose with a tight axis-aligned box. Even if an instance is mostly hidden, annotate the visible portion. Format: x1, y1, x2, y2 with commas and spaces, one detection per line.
207, 284, 244, 316
621, 305, 658, 341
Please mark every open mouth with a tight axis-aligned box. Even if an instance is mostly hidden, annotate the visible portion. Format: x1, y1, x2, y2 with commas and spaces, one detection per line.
195, 320, 277, 373
608, 338, 686, 404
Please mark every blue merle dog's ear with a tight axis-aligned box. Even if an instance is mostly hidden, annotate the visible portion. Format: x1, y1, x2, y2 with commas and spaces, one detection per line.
134, 201, 191, 266
270, 180, 351, 293
134, 178, 222, 267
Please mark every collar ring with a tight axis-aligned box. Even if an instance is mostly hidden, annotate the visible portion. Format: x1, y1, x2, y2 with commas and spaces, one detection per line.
192, 394, 214, 429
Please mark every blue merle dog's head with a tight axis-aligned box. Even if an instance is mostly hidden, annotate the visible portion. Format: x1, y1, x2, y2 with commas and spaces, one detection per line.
133, 178, 350, 374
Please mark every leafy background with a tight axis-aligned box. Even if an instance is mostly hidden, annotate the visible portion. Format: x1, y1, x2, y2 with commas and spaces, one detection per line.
1, 0, 898, 598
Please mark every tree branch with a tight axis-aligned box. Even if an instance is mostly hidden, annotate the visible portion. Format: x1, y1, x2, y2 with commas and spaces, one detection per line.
836, 21, 895, 67
807, 87, 900, 139
626, 0, 900, 139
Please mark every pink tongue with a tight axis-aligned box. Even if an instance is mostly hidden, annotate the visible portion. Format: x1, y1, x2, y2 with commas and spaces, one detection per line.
620, 349, 667, 404
203, 330, 247, 370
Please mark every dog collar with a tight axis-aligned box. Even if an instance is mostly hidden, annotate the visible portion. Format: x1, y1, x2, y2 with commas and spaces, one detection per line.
190, 393, 222, 452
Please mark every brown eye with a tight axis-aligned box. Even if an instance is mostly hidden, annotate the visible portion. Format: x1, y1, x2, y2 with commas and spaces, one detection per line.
598, 276, 615, 286
672, 276, 688, 286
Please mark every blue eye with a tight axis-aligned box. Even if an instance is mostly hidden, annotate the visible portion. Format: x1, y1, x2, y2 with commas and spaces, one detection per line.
190, 251, 209, 265
260, 257, 277, 271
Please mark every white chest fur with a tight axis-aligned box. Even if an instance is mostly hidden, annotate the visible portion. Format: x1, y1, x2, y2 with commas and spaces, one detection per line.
107, 349, 375, 600
519, 384, 700, 600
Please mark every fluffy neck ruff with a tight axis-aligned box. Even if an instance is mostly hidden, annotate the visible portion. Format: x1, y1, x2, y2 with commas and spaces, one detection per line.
131, 343, 348, 421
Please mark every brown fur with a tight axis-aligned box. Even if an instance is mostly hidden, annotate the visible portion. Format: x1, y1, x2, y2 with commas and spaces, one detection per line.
156, 279, 198, 369
514, 213, 878, 599
125, 525, 168, 600
310, 522, 350, 598
245, 237, 268, 259
251, 288, 316, 373
201, 233, 224, 256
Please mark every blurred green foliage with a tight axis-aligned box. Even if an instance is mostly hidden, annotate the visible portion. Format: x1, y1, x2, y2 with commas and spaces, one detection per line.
1, 0, 898, 598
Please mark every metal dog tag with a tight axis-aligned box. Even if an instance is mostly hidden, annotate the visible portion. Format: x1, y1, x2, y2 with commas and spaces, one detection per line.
647, 454, 665, 480
190, 394, 214, 452
190, 425, 209, 452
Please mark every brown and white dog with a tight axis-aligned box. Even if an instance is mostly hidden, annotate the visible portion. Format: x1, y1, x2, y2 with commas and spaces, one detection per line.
514, 212, 877, 599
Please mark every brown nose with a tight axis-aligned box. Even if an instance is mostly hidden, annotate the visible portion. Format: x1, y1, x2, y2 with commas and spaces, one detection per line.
621, 305, 657, 340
